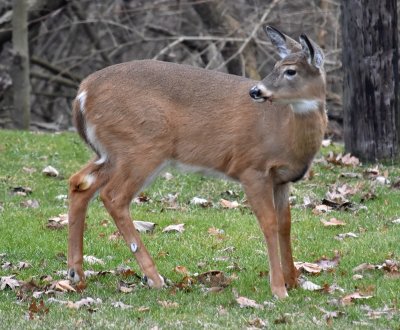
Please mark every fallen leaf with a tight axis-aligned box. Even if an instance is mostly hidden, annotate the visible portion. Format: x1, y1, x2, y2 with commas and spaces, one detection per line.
162, 223, 185, 233
162, 172, 174, 181
22, 167, 36, 174
69, 297, 102, 309
341, 153, 360, 166
133, 220, 156, 233
16, 261, 32, 270
294, 262, 322, 274
208, 227, 225, 236
10, 186, 32, 196
361, 305, 397, 320
132, 193, 151, 204
160, 193, 180, 210
315, 251, 341, 270
352, 274, 363, 280
312, 204, 332, 215
28, 300, 49, 319
340, 172, 362, 179
248, 317, 268, 328
219, 199, 239, 209
190, 197, 212, 207
299, 278, 322, 291
47, 214, 68, 229
352, 263, 379, 273
197, 270, 231, 288
335, 232, 359, 240
236, 296, 264, 309
341, 292, 373, 305
20, 199, 40, 209
174, 265, 189, 276
374, 176, 390, 185
321, 218, 346, 227
83, 255, 104, 265
158, 300, 179, 308
321, 139, 332, 147
0, 275, 20, 290
42, 165, 59, 177
137, 306, 150, 312
111, 301, 133, 309
50, 279, 76, 292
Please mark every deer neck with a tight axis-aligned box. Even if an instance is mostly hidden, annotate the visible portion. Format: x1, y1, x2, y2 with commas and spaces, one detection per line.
290, 101, 327, 161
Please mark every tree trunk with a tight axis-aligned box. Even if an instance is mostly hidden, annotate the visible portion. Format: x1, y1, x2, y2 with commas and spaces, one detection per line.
341, 0, 399, 162
11, 0, 30, 129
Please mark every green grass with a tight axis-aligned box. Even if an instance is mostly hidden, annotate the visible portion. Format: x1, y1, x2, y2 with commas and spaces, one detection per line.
0, 129, 400, 329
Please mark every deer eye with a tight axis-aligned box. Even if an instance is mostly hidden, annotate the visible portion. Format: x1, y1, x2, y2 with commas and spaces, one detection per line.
284, 69, 297, 76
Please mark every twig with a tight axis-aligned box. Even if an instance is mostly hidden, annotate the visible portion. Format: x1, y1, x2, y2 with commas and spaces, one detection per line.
215, 0, 281, 71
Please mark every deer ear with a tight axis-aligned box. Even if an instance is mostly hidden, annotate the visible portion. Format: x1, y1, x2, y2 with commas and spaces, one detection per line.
299, 34, 324, 69
264, 26, 301, 59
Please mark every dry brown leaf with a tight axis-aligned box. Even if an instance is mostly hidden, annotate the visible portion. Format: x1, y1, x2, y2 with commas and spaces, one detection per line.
47, 214, 68, 230
299, 278, 322, 291
134, 220, 156, 233
191, 197, 212, 207
111, 301, 133, 309
174, 266, 189, 276
69, 297, 102, 309
16, 261, 32, 270
341, 153, 360, 166
28, 300, 49, 319
162, 223, 185, 233
197, 270, 231, 288
83, 255, 104, 265
248, 317, 268, 328
294, 262, 322, 274
42, 165, 59, 177
158, 300, 179, 308
51, 279, 76, 292
335, 232, 359, 240
341, 292, 373, 305
315, 251, 341, 270
321, 218, 346, 227
352, 263, 379, 273
20, 199, 40, 209
208, 227, 225, 236
313, 204, 332, 215
10, 186, 32, 196
0, 275, 20, 290
137, 306, 150, 312
219, 199, 239, 209
22, 166, 37, 174
236, 296, 264, 309
321, 139, 332, 147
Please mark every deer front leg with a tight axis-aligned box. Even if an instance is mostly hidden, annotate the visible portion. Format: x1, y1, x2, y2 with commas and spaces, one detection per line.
241, 169, 287, 299
274, 184, 298, 289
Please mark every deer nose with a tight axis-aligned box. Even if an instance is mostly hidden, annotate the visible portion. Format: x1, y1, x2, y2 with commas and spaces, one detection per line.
249, 86, 262, 99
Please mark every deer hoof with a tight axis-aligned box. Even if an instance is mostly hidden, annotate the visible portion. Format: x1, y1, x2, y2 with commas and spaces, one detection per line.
142, 275, 166, 288
272, 287, 289, 299
68, 268, 82, 283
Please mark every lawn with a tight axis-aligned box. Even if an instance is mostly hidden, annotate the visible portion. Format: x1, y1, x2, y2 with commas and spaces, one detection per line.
0, 129, 399, 329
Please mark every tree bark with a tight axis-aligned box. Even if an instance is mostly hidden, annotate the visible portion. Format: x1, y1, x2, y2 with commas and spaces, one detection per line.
341, 0, 399, 162
11, 0, 30, 129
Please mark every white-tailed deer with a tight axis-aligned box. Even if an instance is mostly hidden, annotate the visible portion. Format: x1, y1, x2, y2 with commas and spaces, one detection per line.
67, 26, 327, 298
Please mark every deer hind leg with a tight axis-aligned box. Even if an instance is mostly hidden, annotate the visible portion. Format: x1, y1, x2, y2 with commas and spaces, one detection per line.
240, 169, 287, 299
274, 183, 298, 289
68, 160, 108, 284
99, 161, 165, 288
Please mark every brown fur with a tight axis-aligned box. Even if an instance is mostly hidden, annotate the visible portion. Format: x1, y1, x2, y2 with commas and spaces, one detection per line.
67, 27, 327, 298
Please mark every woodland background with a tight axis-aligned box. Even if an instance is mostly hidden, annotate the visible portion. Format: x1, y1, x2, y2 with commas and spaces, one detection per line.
0, 0, 399, 140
